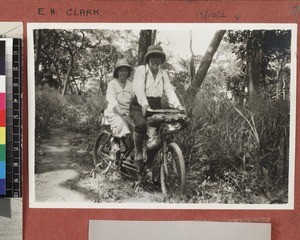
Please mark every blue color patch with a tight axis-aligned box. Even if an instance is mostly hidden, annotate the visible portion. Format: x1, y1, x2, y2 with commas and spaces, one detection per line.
0, 161, 5, 178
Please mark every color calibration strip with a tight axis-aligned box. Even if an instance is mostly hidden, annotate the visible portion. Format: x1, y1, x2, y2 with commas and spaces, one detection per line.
0, 40, 6, 195
2, 38, 13, 198
5, 39, 22, 198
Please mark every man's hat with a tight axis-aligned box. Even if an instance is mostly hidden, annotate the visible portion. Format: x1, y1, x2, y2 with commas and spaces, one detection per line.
144, 45, 166, 63
113, 59, 132, 78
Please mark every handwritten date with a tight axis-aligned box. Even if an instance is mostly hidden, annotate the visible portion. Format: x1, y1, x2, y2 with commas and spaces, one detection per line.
197, 10, 226, 20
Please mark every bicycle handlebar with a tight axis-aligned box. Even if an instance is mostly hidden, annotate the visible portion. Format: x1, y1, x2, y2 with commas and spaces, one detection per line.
146, 108, 186, 115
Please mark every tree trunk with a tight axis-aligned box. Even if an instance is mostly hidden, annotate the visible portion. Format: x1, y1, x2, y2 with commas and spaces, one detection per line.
97, 69, 108, 95
71, 75, 81, 95
45, 53, 63, 89
276, 55, 288, 100
100, 79, 107, 96
137, 30, 152, 66
185, 30, 226, 115
238, 58, 249, 107
62, 56, 74, 96
34, 30, 42, 85
151, 30, 157, 45
97, 69, 103, 93
248, 31, 264, 105
189, 30, 196, 83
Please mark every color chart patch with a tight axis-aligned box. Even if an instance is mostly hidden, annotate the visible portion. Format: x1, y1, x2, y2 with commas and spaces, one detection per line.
0, 38, 22, 198
0, 40, 6, 195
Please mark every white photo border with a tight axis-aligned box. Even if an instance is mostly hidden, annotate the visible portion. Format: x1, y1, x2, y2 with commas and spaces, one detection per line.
27, 23, 297, 209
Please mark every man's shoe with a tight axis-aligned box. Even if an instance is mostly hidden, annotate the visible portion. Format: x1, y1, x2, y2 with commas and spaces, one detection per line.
111, 139, 120, 152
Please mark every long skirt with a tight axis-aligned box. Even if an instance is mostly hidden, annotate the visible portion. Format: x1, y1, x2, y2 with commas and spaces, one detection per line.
105, 112, 131, 138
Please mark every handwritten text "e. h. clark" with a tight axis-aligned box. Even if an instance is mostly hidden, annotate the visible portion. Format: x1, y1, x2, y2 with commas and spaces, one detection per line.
38, 8, 100, 17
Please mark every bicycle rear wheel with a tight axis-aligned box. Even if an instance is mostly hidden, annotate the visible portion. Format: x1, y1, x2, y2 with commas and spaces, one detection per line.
93, 129, 112, 174
160, 142, 186, 197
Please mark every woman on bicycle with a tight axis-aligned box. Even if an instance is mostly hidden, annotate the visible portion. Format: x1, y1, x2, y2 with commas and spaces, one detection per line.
104, 59, 134, 151
130, 45, 184, 174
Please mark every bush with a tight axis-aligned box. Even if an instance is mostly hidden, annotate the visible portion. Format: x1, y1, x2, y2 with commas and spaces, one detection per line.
36, 85, 106, 140
35, 85, 66, 142
35, 85, 107, 169
63, 92, 106, 133
62, 93, 107, 169
180, 91, 290, 199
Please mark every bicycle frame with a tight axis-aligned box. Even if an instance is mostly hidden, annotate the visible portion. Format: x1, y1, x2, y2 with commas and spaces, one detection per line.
93, 109, 187, 196
147, 108, 187, 196
159, 122, 180, 179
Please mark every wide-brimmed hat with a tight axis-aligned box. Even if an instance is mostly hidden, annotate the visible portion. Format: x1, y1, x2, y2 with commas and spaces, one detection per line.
113, 59, 132, 78
144, 45, 166, 63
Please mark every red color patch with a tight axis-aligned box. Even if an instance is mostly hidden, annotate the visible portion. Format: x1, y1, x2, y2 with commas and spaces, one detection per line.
0, 109, 5, 126
0, 93, 5, 110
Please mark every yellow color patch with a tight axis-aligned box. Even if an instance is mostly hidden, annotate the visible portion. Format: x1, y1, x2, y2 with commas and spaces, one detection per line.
0, 127, 5, 144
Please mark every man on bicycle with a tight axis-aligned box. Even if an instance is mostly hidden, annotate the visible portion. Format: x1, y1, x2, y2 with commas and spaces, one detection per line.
130, 44, 185, 177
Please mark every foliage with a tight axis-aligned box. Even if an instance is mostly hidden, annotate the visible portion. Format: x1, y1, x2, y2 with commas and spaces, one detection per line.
178, 85, 289, 202
225, 30, 291, 104
171, 33, 291, 200
35, 85, 106, 138
64, 93, 106, 133
35, 29, 139, 96
35, 85, 65, 141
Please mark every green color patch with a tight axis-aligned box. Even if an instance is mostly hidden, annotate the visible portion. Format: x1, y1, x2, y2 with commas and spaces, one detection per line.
0, 144, 5, 161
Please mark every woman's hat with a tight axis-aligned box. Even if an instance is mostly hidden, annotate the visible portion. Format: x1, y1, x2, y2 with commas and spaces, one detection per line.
113, 59, 132, 78
144, 45, 166, 63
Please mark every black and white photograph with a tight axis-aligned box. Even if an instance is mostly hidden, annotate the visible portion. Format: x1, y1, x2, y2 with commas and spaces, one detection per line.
89, 220, 271, 240
28, 23, 296, 209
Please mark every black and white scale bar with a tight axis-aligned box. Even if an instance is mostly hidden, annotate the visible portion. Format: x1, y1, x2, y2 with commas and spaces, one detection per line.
5, 39, 22, 198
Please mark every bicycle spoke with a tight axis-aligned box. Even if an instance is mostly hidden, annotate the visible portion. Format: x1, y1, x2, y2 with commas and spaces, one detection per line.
160, 142, 186, 198
93, 130, 112, 174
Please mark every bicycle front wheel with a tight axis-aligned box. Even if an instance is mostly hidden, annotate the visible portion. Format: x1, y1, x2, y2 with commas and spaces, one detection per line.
93, 129, 112, 174
160, 142, 186, 197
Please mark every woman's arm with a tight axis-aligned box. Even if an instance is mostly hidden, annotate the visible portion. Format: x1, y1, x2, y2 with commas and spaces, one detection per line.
113, 105, 126, 116
106, 81, 118, 110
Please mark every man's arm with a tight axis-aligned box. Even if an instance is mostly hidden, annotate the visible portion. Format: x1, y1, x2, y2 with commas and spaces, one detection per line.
163, 71, 181, 108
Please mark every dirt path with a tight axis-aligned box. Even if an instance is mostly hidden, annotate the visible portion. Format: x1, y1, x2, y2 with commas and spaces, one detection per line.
35, 129, 88, 202
35, 128, 166, 204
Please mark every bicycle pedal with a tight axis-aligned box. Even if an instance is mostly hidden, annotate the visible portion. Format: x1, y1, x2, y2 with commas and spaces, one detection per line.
90, 169, 96, 178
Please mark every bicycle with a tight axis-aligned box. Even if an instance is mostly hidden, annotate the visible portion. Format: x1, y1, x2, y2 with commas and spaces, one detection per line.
92, 108, 188, 197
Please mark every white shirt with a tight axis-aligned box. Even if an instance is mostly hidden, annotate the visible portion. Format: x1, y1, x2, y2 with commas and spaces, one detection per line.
132, 64, 181, 108
105, 79, 134, 113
